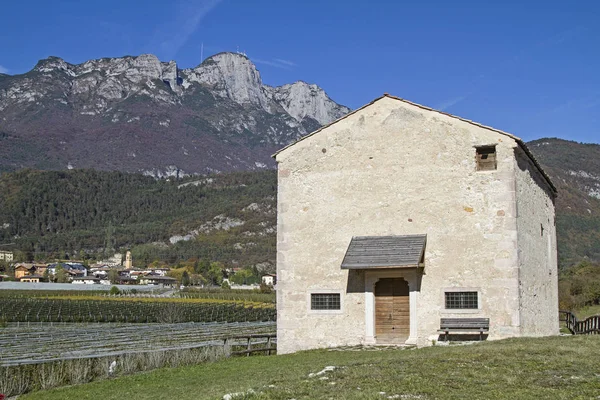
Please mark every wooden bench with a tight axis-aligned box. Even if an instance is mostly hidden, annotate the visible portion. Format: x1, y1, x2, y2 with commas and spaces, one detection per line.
438, 318, 489, 341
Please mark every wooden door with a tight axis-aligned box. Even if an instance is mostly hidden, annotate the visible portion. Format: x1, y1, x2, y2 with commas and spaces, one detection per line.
375, 278, 410, 343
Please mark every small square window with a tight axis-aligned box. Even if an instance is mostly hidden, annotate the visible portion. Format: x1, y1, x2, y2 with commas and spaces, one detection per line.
476, 146, 497, 171
445, 291, 478, 309
311, 293, 341, 310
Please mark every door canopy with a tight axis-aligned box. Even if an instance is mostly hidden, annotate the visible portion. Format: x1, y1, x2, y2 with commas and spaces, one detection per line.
341, 234, 426, 269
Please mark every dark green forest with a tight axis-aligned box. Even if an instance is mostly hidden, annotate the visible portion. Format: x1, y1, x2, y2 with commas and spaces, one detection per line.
0, 169, 276, 267
1, 141, 600, 273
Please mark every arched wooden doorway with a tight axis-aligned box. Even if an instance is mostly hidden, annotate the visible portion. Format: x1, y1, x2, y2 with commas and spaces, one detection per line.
375, 278, 410, 343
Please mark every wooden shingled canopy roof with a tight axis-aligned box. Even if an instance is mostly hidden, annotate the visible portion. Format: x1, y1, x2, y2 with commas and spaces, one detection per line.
341, 234, 427, 269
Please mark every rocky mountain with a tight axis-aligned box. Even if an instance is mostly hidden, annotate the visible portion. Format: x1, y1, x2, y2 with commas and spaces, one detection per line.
528, 138, 600, 268
0, 53, 350, 176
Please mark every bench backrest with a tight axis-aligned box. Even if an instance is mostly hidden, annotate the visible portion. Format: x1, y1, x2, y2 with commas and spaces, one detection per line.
440, 318, 489, 328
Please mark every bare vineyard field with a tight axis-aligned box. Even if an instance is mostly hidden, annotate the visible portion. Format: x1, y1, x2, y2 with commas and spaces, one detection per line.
0, 321, 275, 366
0, 297, 275, 323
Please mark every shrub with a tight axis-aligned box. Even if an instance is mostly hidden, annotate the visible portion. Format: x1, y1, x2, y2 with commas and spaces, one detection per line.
109, 286, 121, 296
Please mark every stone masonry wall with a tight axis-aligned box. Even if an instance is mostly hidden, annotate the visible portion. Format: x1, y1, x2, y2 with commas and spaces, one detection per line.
514, 148, 559, 335
275, 96, 556, 354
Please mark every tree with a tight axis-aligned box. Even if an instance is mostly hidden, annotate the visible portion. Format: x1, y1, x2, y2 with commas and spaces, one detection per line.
190, 273, 207, 286
181, 271, 190, 287
260, 282, 273, 294
206, 262, 224, 286
196, 259, 211, 274
230, 268, 252, 285
54, 265, 69, 283
109, 286, 121, 295
108, 269, 120, 284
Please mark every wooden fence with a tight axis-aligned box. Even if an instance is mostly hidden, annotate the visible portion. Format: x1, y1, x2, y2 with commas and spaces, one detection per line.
560, 310, 600, 335
224, 334, 277, 356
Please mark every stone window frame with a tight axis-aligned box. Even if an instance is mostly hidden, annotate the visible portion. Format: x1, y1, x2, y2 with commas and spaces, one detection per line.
441, 287, 482, 315
475, 145, 497, 171
307, 290, 344, 314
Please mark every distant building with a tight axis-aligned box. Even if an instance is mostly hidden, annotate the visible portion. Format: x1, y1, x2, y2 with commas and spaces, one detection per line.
148, 268, 170, 277
0, 251, 13, 262
125, 251, 133, 269
262, 274, 276, 286
72, 276, 100, 285
14, 263, 47, 279
91, 253, 123, 268
47, 262, 87, 277
139, 276, 177, 287
20, 275, 45, 283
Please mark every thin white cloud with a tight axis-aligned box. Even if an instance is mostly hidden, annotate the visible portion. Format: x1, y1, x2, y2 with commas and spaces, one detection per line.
436, 95, 467, 111
274, 58, 296, 67
152, 0, 223, 60
252, 58, 295, 70
0, 65, 8, 74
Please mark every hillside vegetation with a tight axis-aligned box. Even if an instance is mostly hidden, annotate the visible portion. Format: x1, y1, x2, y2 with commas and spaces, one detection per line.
20, 336, 600, 400
0, 169, 276, 268
529, 138, 600, 267
0, 138, 599, 273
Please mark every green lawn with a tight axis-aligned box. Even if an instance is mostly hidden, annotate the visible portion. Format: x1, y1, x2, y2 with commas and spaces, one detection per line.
575, 304, 600, 319
21, 336, 600, 400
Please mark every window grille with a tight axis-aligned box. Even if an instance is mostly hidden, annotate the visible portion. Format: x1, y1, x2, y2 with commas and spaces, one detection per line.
311, 293, 341, 310
445, 291, 478, 309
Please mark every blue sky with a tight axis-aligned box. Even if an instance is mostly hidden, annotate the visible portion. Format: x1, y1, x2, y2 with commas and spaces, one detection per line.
1, 0, 598, 144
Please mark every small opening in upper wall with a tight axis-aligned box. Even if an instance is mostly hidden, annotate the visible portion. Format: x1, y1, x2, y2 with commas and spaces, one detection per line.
541, 224, 544, 236
476, 146, 497, 171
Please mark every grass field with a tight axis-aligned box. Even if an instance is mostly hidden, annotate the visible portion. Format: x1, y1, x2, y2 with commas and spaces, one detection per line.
20, 335, 600, 400
575, 304, 600, 319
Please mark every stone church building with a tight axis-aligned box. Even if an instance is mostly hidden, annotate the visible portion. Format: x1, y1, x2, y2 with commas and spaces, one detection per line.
274, 94, 559, 354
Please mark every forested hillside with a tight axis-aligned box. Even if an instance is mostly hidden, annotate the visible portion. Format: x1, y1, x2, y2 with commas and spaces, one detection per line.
529, 139, 600, 268
0, 169, 276, 268
0, 137, 598, 271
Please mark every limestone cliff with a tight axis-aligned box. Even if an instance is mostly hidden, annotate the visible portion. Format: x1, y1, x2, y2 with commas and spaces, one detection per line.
0, 52, 350, 175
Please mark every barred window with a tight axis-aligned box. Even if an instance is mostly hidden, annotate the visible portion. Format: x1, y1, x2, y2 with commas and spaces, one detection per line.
311, 293, 341, 310
445, 291, 478, 309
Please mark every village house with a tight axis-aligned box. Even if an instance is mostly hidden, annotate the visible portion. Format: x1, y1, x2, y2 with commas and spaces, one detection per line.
139, 275, 177, 287
262, 274, 277, 286
19, 275, 46, 283
14, 264, 34, 279
274, 94, 558, 354
0, 250, 13, 262
14, 263, 48, 279
72, 276, 101, 284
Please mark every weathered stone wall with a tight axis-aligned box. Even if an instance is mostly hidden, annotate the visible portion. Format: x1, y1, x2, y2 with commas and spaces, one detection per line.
514, 148, 559, 335
275, 96, 556, 354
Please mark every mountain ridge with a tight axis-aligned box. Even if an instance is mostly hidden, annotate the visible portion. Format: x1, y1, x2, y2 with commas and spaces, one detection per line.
0, 52, 350, 176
